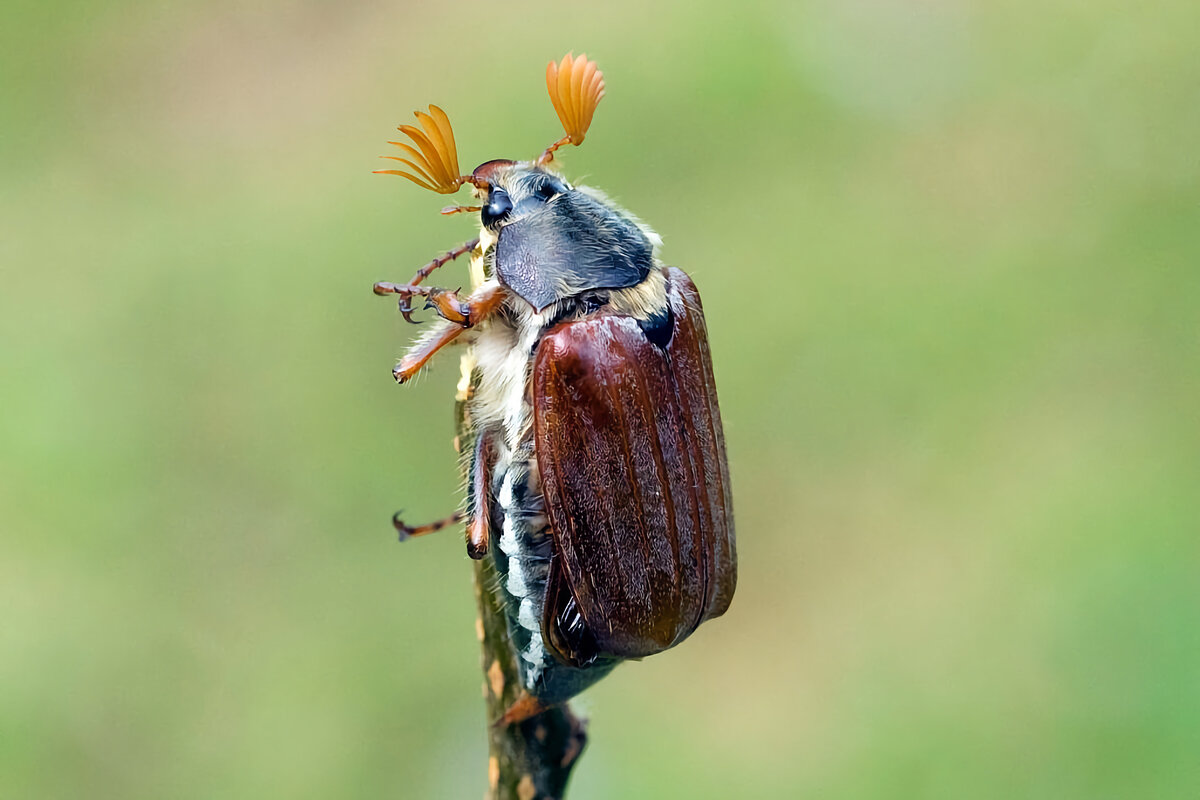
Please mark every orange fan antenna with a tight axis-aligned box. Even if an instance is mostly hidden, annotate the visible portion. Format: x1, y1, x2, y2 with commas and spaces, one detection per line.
375, 105, 475, 194
538, 53, 605, 165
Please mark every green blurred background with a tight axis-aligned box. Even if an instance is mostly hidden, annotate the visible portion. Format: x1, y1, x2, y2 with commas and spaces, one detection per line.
3, 0, 1198, 797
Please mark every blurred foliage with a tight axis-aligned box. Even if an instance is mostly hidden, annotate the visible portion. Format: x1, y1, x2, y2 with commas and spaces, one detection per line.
2, 0, 1198, 797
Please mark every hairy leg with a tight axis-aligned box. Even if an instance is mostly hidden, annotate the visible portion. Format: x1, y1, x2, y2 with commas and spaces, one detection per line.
391, 283, 508, 383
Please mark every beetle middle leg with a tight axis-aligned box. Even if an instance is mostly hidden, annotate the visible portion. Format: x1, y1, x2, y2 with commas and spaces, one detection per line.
466, 430, 495, 560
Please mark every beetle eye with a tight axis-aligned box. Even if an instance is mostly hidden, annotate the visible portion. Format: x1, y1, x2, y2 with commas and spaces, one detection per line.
535, 179, 566, 201
481, 187, 512, 227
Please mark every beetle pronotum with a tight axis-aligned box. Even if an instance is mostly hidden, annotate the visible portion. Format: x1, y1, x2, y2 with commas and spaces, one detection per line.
374, 53, 736, 725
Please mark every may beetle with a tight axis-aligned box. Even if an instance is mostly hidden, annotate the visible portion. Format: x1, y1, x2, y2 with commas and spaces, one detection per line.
373, 53, 736, 724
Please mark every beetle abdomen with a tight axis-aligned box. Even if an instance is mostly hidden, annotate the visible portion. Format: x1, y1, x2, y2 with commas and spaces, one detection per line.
471, 309, 617, 704
491, 448, 553, 679
489, 444, 617, 704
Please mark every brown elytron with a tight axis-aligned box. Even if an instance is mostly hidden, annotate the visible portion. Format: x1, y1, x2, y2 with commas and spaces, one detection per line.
534, 269, 735, 665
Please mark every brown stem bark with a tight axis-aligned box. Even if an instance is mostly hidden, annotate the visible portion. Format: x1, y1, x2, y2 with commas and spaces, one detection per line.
455, 389, 588, 800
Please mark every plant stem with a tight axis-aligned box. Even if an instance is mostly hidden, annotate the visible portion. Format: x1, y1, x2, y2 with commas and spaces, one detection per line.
456, 384, 588, 800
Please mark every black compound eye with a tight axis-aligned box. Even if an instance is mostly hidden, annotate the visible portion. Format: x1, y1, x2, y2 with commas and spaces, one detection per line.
481, 187, 512, 228
535, 178, 567, 201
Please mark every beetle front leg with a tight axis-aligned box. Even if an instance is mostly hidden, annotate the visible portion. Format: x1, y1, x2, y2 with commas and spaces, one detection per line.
417, 282, 507, 330
373, 281, 435, 324
374, 238, 480, 322
392, 283, 508, 383
375, 281, 505, 328
393, 322, 465, 384
373, 238, 477, 323
407, 238, 479, 286
422, 288, 469, 326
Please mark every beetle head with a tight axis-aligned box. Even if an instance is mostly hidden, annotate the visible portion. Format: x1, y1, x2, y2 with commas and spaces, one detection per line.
376, 53, 650, 311
471, 161, 653, 311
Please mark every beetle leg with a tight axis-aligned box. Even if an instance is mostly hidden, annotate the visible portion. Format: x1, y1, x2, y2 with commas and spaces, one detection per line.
494, 691, 551, 728
407, 238, 479, 285
424, 282, 506, 329
392, 283, 508, 383
423, 288, 469, 326
373, 281, 431, 324
466, 431, 494, 560
377, 281, 504, 329
392, 510, 465, 542
373, 238, 480, 323
393, 321, 465, 383
424, 282, 507, 329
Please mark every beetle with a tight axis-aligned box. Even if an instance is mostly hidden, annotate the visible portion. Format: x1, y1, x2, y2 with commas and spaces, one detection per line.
373, 53, 736, 724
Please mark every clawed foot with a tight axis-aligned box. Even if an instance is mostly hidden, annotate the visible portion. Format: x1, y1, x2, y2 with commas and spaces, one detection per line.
423, 288, 470, 326
373, 282, 427, 324
373, 282, 470, 326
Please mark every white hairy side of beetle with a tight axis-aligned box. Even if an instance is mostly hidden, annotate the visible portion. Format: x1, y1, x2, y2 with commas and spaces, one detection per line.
454, 181, 671, 693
